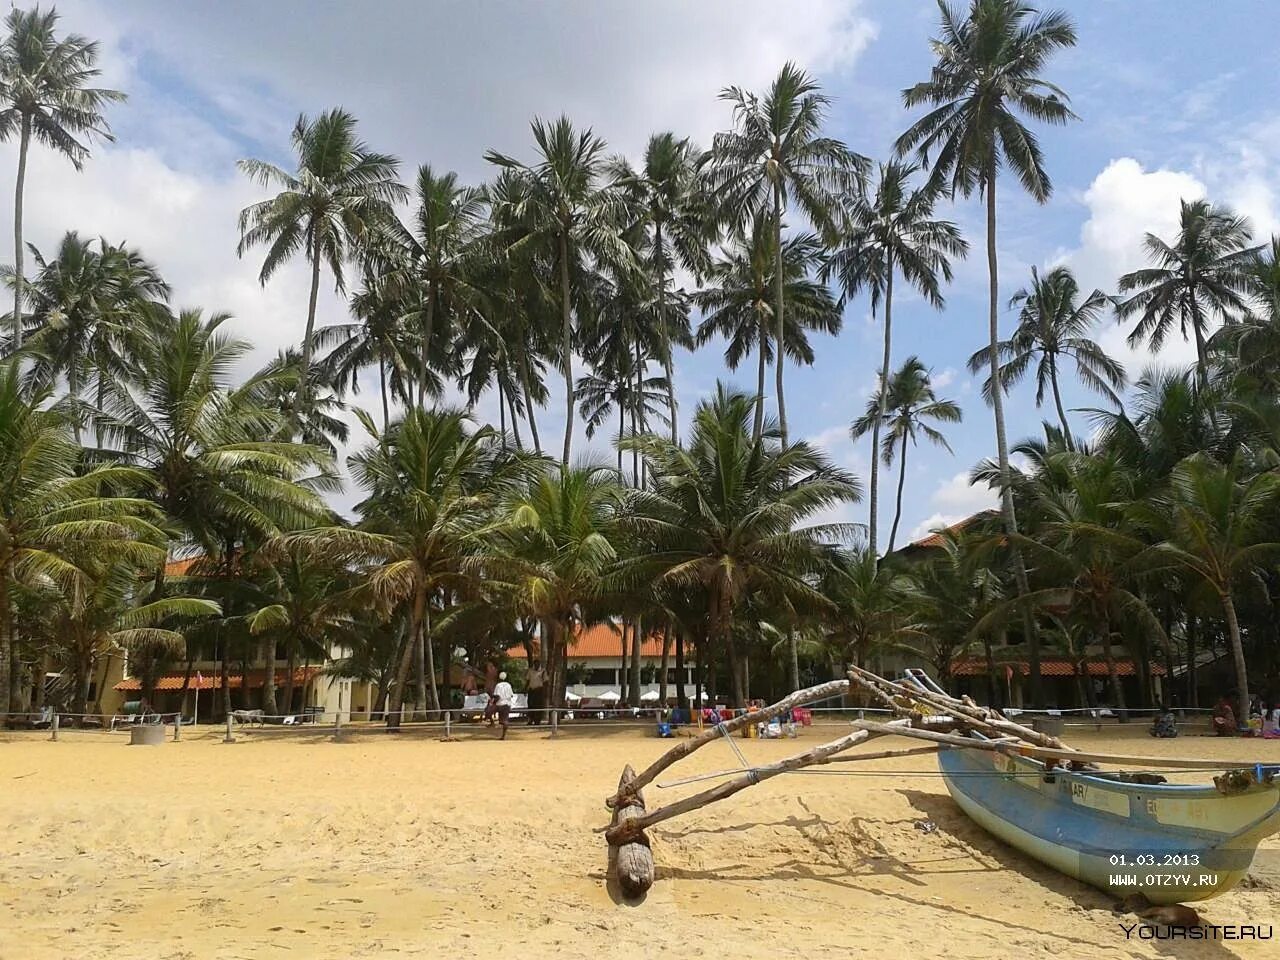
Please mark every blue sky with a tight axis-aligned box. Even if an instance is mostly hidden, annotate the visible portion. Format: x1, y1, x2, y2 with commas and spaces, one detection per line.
2, 1, 1278, 539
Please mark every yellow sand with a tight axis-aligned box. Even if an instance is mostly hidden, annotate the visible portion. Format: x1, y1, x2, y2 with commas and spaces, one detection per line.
1, 722, 1276, 959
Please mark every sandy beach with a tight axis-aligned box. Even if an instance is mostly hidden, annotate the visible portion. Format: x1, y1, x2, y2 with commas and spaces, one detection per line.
1, 722, 1275, 960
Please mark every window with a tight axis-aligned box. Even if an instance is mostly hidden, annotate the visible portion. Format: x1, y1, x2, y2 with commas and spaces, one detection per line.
585, 668, 616, 686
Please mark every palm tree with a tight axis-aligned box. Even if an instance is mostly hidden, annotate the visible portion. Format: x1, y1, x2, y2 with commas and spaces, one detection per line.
103, 310, 333, 717
819, 547, 912, 673
695, 216, 842, 440
852, 357, 962, 552
385, 165, 486, 407
15, 232, 168, 443
1142, 453, 1280, 724
1116, 199, 1258, 382
970, 265, 1124, 448
0, 6, 124, 349
485, 117, 632, 466
624, 386, 861, 704
236, 109, 406, 414
705, 62, 867, 443
825, 160, 967, 557
607, 133, 712, 442
897, 0, 1078, 707
0, 363, 166, 714
496, 462, 625, 711
301, 408, 520, 726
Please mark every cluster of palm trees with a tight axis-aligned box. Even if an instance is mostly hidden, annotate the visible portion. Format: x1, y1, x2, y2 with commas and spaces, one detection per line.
1, 1, 1279, 725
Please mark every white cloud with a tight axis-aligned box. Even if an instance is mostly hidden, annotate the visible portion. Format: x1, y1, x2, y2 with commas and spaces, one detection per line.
932, 366, 957, 390
930, 470, 998, 515
909, 512, 962, 542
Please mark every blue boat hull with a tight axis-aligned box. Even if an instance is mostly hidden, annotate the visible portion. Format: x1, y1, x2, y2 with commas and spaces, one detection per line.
937, 744, 1280, 904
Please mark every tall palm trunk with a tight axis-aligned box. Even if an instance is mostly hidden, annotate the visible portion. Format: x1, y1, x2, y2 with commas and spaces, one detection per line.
558, 232, 574, 466
283, 643, 297, 716
985, 165, 1043, 707
658, 623, 671, 706
299, 245, 322, 420
420, 288, 436, 410
675, 627, 688, 710
753, 325, 767, 442
412, 623, 427, 720
423, 599, 439, 715
616, 396, 625, 477
259, 636, 278, 715
386, 589, 424, 728
887, 433, 909, 553
656, 224, 678, 444
0, 569, 12, 718
1047, 353, 1075, 451
869, 260, 895, 561
379, 357, 390, 432
1221, 591, 1251, 726
772, 181, 787, 445
505, 380, 524, 450
518, 352, 543, 454
1186, 612, 1199, 707
1100, 614, 1126, 717
12, 117, 30, 349
629, 617, 642, 708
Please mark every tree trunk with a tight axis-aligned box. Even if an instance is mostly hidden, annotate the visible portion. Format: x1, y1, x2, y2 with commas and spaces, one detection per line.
420, 287, 436, 410
379, 357, 390, 432
260, 637, 278, 716
1101, 615, 1126, 718
413, 619, 427, 720
772, 181, 787, 445
870, 261, 894, 561
283, 644, 297, 716
558, 231, 574, 466
985, 163, 1043, 708
219, 636, 231, 720
753, 327, 767, 442
505, 380, 524, 450
887, 434, 909, 553
424, 599, 440, 715
298, 245, 323, 421
386, 591, 424, 728
12, 118, 30, 349
1221, 591, 1251, 726
656, 224, 678, 445
617, 399, 625, 477
1048, 354, 1075, 451
629, 617, 642, 708
1186, 612, 1199, 707
518, 352, 543, 454
675, 628, 688, 710
658, 623, 671, 706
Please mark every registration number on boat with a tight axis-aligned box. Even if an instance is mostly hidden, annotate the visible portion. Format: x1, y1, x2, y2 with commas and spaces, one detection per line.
1070, 781, 1131, 818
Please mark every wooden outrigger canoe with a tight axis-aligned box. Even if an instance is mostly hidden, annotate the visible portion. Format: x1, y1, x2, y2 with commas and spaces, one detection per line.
939, 734, 1280, 904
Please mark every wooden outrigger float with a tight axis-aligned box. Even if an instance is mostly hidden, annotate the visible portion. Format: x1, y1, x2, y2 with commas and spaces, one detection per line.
602, 666, 1280, 904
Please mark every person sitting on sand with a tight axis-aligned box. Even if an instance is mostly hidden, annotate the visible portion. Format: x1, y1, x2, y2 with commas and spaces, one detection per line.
1212, 695, 1236, 736
1150, 703, 1178, 738
492, 672, 515, 740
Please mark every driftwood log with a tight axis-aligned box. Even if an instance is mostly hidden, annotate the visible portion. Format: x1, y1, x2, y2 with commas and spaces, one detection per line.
610, 765, 655, 897
604, 719, 910, 845
605, 677, 851, 808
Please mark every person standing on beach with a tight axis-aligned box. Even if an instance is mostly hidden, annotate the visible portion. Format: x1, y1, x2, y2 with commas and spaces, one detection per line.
526, 660, 545, 725
493, 672, 515, 740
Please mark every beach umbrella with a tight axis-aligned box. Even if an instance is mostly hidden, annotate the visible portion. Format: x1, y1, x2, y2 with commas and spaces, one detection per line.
599, 690, 621, 702
640, 690, 660, 702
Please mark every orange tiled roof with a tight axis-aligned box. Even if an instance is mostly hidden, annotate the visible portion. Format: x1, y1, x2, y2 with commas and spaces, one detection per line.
115, 667, 320, 692
506, 622, 666, 660
950, 658, 1165, 678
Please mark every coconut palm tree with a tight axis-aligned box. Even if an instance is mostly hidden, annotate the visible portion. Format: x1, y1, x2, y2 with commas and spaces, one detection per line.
14, 232, 168, 443
236, 109, 406, 415
383, 165, 486, 407
0, 6, 124, 350
496, 462, 626, 711
705, 62, 867, 443
695, 216, 842, 441
851, 357, 962, 552
819, 547, 913, 672
1116, 199, 1258, 382
896, 0, 1078, 707
0, 363, 167, 714
623, 386, 861, 704
825, 160, 967, 557
102, 310, 334, 717
607, 133, 712, 442
298, 408, 520, 726
1141, 453, 1280, 724
485, 116, 632, 465
969, 265, 1124, 448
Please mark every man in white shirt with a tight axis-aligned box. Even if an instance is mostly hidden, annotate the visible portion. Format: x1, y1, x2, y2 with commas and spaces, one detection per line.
493, 671, 515, 740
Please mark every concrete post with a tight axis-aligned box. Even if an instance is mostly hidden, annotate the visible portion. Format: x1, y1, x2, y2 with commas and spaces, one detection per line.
50, 712, 59, 741
223, 714, 235, 743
